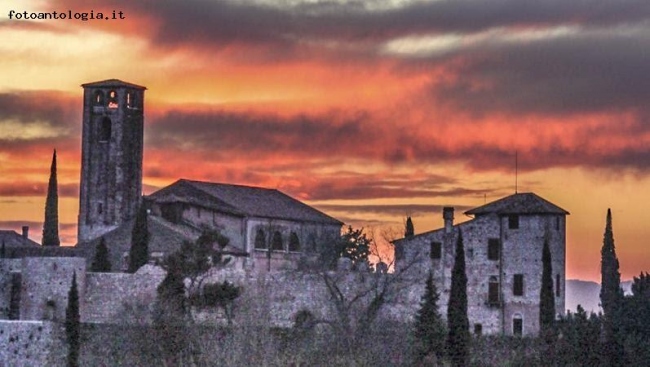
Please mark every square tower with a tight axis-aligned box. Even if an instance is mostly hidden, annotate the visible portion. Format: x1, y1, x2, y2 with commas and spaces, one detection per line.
77, 79, 146, 243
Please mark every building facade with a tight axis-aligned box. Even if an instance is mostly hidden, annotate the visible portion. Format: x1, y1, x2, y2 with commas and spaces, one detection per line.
394, 193, 568, 336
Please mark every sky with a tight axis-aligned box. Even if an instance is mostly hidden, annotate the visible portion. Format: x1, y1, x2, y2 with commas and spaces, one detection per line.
1, 0, 649, 282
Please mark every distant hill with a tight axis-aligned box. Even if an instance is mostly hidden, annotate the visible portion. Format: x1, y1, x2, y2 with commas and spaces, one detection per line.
565, 279, 633, 314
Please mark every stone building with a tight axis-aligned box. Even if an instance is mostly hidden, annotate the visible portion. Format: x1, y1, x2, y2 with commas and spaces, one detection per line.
74, 79, 342, 272
394, 193, 568, 336
77, 79, 146, 243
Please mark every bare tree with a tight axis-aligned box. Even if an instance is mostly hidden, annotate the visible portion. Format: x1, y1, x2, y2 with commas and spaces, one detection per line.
306, 227, 424, 353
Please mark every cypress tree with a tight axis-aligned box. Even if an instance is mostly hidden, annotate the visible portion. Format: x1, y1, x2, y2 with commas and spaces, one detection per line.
65, 272, 80, 367
91, 237, 112, 272
414, 272, 446, 362
539, 238, 555, 335
42, 149, 60, 246
447, 230, 469, 367
128, 203, 149, 273
405, 216, 414, 238
600, 208, 624, 366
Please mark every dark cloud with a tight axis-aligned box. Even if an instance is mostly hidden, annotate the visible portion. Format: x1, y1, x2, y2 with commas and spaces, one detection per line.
428, 28, 650, 115
315, 203, 474, 217
145, 106, 650, 175
0, 182, 79, 197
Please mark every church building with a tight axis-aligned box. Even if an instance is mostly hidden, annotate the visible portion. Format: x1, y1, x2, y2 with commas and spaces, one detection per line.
75, 79, 342, 271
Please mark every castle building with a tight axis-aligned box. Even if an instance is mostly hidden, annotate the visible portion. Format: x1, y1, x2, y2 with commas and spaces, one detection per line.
74, 80, 342, 272
394, 193, 568, 336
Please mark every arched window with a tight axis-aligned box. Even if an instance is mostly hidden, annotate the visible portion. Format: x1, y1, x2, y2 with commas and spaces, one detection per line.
107, 90, 118, 109
288, 232, 300, 252
512, 313, 523, 336
271, 231, 283, 251
94, 90, 104, 105
254, 229, 266, 249
100, 117, 111, 142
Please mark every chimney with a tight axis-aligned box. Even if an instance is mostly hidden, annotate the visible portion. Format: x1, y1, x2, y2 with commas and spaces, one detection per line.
443, 207, 454, 233
21, 226, 29, 240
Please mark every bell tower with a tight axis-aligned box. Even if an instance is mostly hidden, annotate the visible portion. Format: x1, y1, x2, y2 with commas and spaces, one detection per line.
77, 79, 146, 243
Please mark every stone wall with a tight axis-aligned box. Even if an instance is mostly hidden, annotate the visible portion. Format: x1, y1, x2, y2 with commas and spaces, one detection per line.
0, 321, 60, 367
83, 269, 165, 324
19, 258, 86, 322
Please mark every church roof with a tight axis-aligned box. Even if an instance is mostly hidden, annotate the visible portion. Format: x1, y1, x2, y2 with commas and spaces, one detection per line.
81, 79, 147, 90
147, 179, 343, 225
464, 192, 569, 216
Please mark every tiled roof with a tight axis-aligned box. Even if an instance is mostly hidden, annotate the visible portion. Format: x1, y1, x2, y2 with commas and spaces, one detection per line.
0, 230, 41, 248
81, 79, 147, 90
76, 215, 201, 271
147, 179, 343, 225
465, 192, 569, 216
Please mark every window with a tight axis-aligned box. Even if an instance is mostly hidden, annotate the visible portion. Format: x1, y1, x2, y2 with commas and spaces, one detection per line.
513, 274, 524, 296
467, 248, 474, 260
100, 117, 111, 142
430, 241, 442, 260
488, 276, 500, 305
508, 214, 519, 229
108, 90, 118, 108
513, 315, 523, 336
254, 229, 266, 249
488, 239, 500, 260
556, 274, 561, 297
97, 203, 103, 215
474, 323, 483, 336
289, 232, 300, 252
93, 90, 104, 105
556, 216, 560, 231
126, 92, 131, 107
271, 231, 283, 251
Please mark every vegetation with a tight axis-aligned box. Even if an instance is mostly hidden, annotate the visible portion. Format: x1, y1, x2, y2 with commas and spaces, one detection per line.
539, 238, 555, 336
128, 204, 149, 273
42, 149, 60, 246
65, 272, 80, 367
447, 230, 469, 367
413, 272, 446, 364
404, 216, 414, 238
600, 208, 625, 366
336, 225, 371, 266
91, 237, 111, 272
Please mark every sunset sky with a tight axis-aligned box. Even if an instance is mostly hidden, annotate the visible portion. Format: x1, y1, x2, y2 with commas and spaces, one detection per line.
1, 0, 649, 282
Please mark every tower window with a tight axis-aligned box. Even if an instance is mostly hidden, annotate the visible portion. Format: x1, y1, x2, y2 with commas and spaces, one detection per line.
108, 90, 118, 109
513, 274, 524, 296
126, 92, 131, 107
100, 117, 111, 142
488, 239, 500, 260
98, 203, 103, 215
94, 90, 104, 105
508, 215, 519, 229
430, 241, 441, 260
556, 274, 561, 297
556, 216, 560, 231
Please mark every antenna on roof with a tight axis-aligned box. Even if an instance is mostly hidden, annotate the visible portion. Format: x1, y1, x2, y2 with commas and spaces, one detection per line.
515, 151, 518, 194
